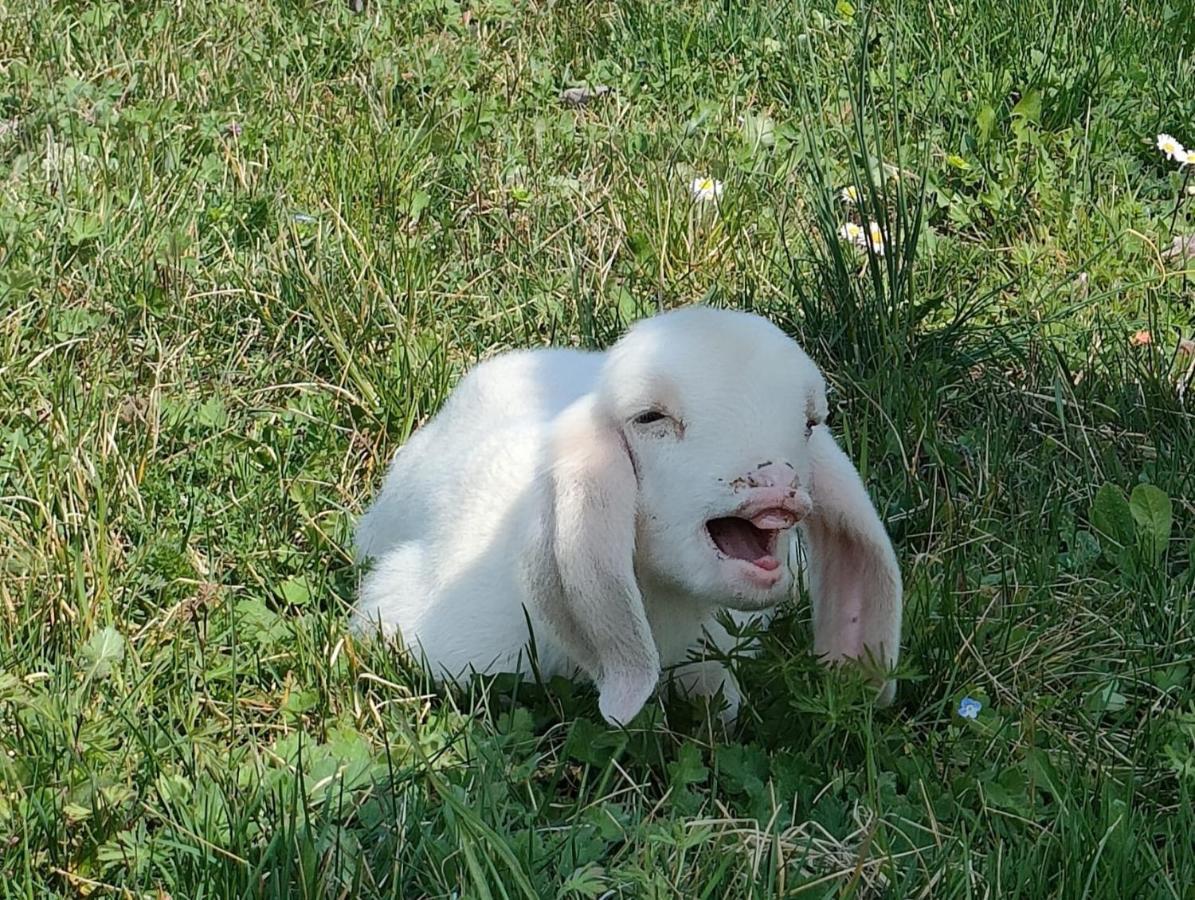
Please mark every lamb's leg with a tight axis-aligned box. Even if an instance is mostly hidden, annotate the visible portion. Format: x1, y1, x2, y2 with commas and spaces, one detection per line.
351, 542, 427, 639
667, 611, 775, 723
670, 657, 743, 723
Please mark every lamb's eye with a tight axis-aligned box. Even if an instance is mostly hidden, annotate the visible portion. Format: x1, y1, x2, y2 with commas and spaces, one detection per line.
633, 410, 666, 425
805, 418, 820, 436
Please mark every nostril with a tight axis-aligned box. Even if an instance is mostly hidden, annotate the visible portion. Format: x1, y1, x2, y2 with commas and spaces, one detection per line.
748, 461, 800, 490
730, 463, 801, 493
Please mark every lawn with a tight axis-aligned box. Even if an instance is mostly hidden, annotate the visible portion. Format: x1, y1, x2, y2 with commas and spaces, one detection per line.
2, 0, 1194, 896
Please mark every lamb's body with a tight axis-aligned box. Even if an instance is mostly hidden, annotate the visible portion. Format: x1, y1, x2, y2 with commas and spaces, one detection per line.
354, 348, 602, 561
352, 307, 901, 724
354, 348, 750, 692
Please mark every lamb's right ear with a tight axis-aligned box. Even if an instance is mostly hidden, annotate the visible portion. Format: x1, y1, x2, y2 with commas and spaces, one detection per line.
547, 395, 660, 726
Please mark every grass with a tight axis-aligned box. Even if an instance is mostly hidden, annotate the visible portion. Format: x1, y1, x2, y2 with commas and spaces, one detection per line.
2, 0, 1194, 896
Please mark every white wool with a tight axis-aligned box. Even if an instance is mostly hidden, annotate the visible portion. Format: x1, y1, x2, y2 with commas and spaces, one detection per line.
353, 306, 902, 724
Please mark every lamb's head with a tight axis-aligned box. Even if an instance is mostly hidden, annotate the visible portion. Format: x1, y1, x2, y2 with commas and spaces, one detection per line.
596, 306, 826, 610
547, 305, 902, 725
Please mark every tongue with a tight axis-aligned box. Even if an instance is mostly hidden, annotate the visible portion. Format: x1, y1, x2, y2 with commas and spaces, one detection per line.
707, 517, 778, 568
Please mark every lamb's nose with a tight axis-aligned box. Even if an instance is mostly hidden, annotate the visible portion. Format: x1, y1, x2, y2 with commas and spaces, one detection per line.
744, 461, 798, 490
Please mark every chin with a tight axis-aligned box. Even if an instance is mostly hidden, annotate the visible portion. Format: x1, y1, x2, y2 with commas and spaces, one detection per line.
720, 570, 792, 611
665, 556, 793, 611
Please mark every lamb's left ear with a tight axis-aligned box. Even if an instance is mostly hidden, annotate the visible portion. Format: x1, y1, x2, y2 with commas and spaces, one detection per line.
801, 426, 902, 704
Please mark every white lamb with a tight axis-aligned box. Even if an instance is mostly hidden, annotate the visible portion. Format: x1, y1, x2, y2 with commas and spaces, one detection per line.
353, 306, 902, 725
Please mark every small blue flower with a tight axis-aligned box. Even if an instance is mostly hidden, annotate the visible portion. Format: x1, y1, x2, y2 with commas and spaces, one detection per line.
957, 696, 982, 719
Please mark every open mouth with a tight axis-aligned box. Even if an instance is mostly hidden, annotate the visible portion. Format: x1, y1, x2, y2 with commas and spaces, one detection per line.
706, 509, 795, 573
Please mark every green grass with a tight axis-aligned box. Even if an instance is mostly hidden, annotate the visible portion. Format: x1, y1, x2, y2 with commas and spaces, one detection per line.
2, 0, 1194, 896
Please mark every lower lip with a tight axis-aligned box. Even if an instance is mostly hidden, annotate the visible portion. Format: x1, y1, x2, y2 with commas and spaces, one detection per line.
732, 557, 784, 588
704, 528, 788, 588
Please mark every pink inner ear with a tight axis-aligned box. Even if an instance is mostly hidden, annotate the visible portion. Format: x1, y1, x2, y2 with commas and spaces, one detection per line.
802, 427, 902, 703
811, 523, 868, 661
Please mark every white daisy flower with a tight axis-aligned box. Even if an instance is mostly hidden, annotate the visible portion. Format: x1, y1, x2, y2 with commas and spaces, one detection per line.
1157, 133, 1186, 161
690, 176, 723, 202
838, 222, 863, 243
839, 221, 887, 256
840, 185, 860, 204
864, 221, 886, 255
1176, 147, 1190, 165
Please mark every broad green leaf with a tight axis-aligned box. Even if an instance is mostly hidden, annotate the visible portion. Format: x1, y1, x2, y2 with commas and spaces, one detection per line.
1011, 88, 1042, 123
80, 626, 125, 680
559, 864, 608, 899
1129, 483, 1172, 560
985, 766, 1030, 814
405, 189, 430, 220
739, 111, 776, 152
279, 575, 313, 606
196, 395, 227, 429
715, 744, 769, 800
614, 286, 640, 326
1025, 749, 1066, 804
976, 104, 996, 143
63, 802, 93, 822
236, 598, 290, 645
1086, 681, 1128, 714
1062, 529, 1101, 571
155, 772, 194, 804
55, 308, 105, 340
1151, 664, 1189, 692
667, 742, 709, 787
565, 717, 624, 766
1091, 483, 1134, 561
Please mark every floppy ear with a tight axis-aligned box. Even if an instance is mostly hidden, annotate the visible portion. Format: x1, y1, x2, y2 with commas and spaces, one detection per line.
546, 395, 660, 725
801, 427, 902, 704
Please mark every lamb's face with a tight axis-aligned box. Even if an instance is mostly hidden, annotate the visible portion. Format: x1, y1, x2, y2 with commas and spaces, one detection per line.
598, 308, 829, 611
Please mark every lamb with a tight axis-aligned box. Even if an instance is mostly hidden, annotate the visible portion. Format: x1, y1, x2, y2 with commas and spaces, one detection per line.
352, 306, 902, 725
